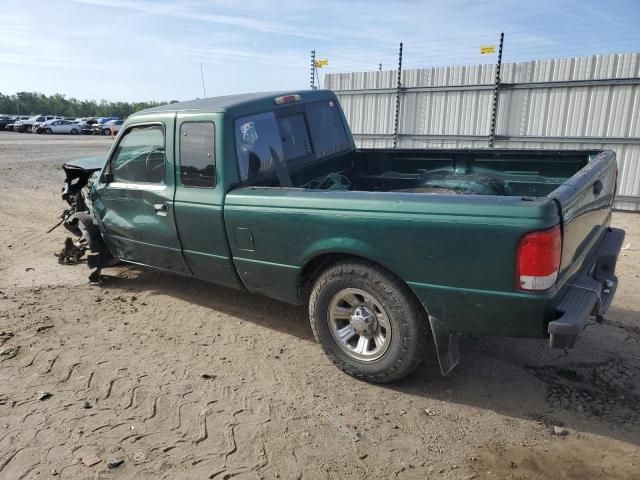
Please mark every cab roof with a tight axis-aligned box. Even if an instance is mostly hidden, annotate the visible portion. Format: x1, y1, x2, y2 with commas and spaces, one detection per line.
133, 89, 335, 117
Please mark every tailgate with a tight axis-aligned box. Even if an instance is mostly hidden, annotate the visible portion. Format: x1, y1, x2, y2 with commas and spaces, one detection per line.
549, 150, 618, 282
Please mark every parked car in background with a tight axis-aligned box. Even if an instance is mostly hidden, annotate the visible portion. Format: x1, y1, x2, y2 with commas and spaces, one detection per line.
93, 119, 123, 135
40, 119, 82, 135
15, 115, 57, 133
0, 115, 13, 131
81, 118, 99, 134
32, 116, 63, 133
6, 115, 31, 131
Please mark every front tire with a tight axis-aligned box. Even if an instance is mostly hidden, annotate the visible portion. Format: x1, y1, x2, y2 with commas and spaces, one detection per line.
70, 128, 78, 135
309, 260, 429, 383
45, 128, 53, 134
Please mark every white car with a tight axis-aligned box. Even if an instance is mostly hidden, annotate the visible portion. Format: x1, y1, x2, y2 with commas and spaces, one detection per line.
32, 116, 63, 133
41, 119, 82, 135
15, 115, 57, 133
93, 119, 124, 135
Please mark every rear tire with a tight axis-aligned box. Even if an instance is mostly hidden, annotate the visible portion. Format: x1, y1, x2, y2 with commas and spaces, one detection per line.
309, 260, 429, 383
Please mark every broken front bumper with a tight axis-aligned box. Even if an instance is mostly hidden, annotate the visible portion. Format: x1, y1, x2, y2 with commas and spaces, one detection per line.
548, 227, 626, 349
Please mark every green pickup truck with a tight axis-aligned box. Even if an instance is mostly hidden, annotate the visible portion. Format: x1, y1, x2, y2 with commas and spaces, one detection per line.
60, 90, 625, 383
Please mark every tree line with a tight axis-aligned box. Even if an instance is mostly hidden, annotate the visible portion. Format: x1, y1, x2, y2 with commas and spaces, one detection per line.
0, 92, 178, 119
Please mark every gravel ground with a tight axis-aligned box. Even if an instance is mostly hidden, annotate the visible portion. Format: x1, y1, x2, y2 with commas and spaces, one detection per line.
0, 132, 639, 479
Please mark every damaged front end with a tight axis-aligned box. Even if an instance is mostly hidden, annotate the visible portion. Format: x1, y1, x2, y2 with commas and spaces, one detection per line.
53, 157, 115, 281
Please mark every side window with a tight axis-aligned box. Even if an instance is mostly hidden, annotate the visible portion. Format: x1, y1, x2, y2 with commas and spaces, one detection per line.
110, 124, 165, 184
180, 122, 215, 187
235, 112, 283, 181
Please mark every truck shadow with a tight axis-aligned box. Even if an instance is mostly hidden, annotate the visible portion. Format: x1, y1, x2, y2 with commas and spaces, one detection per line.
101, 266, 315, 342
394, 306, 640, 446
102, 267, 640, 447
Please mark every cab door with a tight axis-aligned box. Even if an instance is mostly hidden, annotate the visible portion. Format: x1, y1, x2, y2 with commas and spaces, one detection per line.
92, 115, 190, 274
172, 113, 243, 288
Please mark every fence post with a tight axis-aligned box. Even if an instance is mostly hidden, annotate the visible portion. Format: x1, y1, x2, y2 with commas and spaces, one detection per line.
310, 50, 316, 90
488, 32, 504, 148
393, 42, 403, 148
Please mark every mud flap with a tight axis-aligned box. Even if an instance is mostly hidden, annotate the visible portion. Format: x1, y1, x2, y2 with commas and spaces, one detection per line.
428, 316, 460, 376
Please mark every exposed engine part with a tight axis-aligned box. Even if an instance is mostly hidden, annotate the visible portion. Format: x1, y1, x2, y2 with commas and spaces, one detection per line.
56, 237, 87, 265
52, 162, 114, 282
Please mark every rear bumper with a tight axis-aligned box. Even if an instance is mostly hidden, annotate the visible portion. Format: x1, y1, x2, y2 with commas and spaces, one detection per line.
548, 227, 625, 348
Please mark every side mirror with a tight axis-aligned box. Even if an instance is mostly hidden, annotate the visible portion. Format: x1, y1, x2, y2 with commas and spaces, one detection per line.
102, 171, 114, 184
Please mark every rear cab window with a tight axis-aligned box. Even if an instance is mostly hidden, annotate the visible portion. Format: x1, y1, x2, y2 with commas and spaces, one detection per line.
235, 112, 282, 181
305, 100, 349, 158
234, 99, 349, 182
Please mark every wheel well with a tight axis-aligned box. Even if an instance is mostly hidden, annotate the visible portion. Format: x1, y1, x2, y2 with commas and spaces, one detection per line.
299, 253, 360, 300
298, 253, 429, 315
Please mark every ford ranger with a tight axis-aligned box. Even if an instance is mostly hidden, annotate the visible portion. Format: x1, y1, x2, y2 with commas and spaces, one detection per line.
58, 90, 625, 383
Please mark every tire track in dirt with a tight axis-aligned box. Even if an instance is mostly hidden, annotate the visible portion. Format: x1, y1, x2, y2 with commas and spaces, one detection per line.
1, 135, 638, 479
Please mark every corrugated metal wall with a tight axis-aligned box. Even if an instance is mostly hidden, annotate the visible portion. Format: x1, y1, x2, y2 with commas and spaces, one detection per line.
325, 53, 640, 211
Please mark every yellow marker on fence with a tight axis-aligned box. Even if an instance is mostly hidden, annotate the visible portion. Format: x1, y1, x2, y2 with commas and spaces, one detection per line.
314, 58, 329, 68
480, 45, 496, 55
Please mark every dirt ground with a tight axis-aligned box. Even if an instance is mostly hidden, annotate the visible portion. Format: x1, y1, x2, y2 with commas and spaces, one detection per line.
0, 132, 639, 480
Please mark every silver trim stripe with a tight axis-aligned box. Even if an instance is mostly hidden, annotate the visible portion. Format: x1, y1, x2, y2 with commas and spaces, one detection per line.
108, 182, 166, 192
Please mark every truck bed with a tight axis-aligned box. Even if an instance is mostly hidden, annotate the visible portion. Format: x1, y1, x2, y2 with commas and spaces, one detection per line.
347, 148, 596, 197
282, 148, 600, 198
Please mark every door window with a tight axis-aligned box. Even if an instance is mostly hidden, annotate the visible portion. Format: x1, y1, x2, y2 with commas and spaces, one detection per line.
180, 122, 216, 187
110, 124, 166, 184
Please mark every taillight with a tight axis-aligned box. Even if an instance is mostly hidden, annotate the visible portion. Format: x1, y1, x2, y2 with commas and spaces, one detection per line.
516, 225, 562, 291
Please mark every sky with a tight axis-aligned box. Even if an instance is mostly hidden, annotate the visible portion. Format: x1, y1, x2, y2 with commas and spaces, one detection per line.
1, 0, 639, 103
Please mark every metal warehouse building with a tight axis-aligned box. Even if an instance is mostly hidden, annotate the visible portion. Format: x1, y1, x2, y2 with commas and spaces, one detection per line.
325, 53, 640, 211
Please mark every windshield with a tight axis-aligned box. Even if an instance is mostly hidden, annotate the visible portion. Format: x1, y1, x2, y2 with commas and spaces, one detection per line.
234, 99, 349, 182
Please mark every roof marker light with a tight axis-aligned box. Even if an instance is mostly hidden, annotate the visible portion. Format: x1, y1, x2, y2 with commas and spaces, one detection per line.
274, 94, 301, 105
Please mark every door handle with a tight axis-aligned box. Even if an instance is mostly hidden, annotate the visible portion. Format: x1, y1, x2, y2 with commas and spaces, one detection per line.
593, 180, 603, 195
154, 203, 168, 216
